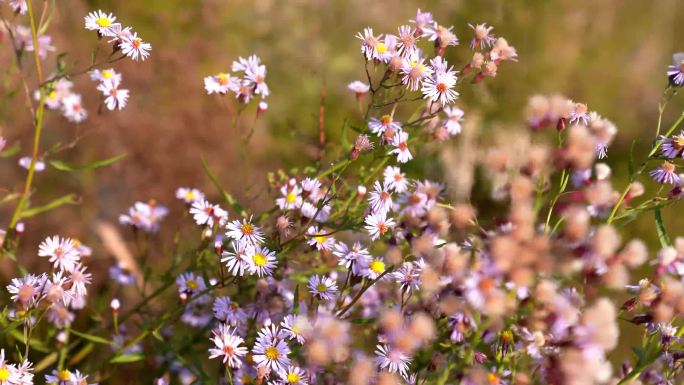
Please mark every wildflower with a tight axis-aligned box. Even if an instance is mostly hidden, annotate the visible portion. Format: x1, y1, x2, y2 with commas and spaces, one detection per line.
175, 187, 205, 204
61, 94, 88, 123
333, 241, 371, 274
120, 32, 151, 61
383, 166, 409, 193
347, 81, 370, 100
226, 218, 265, 245
490, 37, 518, 63
213, 296, 247, 326
221, 240, 251, 277
189, 200, 228, 227
368, 181, 394, 215
208, 324, 248, 368
660, 131, 684, 159
38, 236, 80, 272
252, 325, 291, 372
306, 226, 335, 250
45, 368, 77, 385
246, 246, 278, 277
392, 260, 423, 293
232, 55, 261, 73
568, 103, 589, 126
375, 344, 411, 375
409, 9, 433, 35
362, 256, 388, 280
650, 161, 679, 185
281, 314, 312, 344
6, 273, 46, 308
469, 23, 496, 49
422, 69, 458, 106
442, 106, 464, 136
349, 134, 374, 160
308, 275, 338, 301
376, 34, 398, 63
244, 62, 269, 98
18, 156, 45, 172
369, 114, 402, 138
355, 27, 383, 61
97, 78, 129, 111
176, 272, 208, 297
19, 29, 55, 59
90, 68, 122, 84
667, 52, 684, 87
364, 212, 396, 241
204, 72, 236, 94
84, 10, 117, 35
119, 201, 169, 233
6, 0, 27, 14
278, 366, 308, 385
401, 53, 433, 91
424, 24, 458, 51
396, 25, 418, 57
390, 131, 413, 163
67, 264, 92, 298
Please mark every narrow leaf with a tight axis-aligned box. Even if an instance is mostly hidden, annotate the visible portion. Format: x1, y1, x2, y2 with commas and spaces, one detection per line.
200, 157, 247, 217
20, 194, 79, 219
50, 153, 126, 172
70, 329, 113, 346
655, 208, 672, 247
109, 353, 146, 364
0, 143, 21, 158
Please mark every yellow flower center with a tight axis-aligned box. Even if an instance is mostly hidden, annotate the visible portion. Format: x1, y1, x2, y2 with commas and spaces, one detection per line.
253, 253, 267, 267
48, 90, 58, 100
314, 234, 326, 245
58, 370, 72, 381
316, 283, 328, 292
217, 73, 230, 86
0, 367, 10, 382
376, 43, 388, 54
487, 373, 500, 385
187, 280, 198, 290
96, 17, 112, 27
380, 114, 391, 126
286, 192, 297, 204
102, 70, 113, 79
370, 260, 385, 274
184, 191, 195, 200
241, 223, 254, 235
265, 346, 280, 360
287, 373, 300, 383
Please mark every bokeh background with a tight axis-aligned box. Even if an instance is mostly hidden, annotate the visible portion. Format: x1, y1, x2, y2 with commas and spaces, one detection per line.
1, 0, 684, 375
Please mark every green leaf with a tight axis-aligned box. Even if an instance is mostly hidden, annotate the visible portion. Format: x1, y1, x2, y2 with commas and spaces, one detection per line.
200, 157, 248, 217
20, 194, 79, 219
109, 353, 146, 364
655, 208, 672, 247
0, 143, 21, 158
50, 153, 126, 172
340, 119, 351, 151
293, 285, 300, 315
70, 329, 113, 346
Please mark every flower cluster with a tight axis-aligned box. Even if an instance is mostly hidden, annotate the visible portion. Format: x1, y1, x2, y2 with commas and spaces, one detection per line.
84, 10, 151, 61
204, 55, 270, 111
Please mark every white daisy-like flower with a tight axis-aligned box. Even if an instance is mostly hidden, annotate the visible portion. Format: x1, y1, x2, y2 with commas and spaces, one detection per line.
442, 106, 464, 136
225, 217, 265, 245
278, 366, 308, 385
67, 263, 92, 298
301, 177, 323, 202
307, 275, 338, 301
213, 296, 248, 326
306, 226, 335, 251
383, 166, 409, 193
375, 344, 411, 375
280, 314, 312, 344
232, 55, 261, 73
390, 131, 413, 163
368, 181, 394, 215
392, 260, 423, 294
38, 236, 81, 272
396, 25, 418, 57
333, 241, 371, 275
401, 53, 433, 91
45, 272, 72, 306
175, 187, 205, 204
347, 80, 370, 97
6, 273, 47, 308
96, 78, 129, 111
189, 200, 228, 228
61, 94, 88, 123
119, 201, 169, 233
369, 114, 402, 138
120, 32, 151, 61
204, 72, 238, 95
246, 246, 278, 277
376, 34, 398, 63
208, 323, 248, 368
252, 324, 291, 372
84, 10, 117, 35
276, 184, 303, 211
221, 240, 251, 277
300, 201, 331, 223
355, 27, 383, 61
245, 63, 269, 98
422, 67, 458, 106
364, 212, 396, 241
469, 23, 496, 49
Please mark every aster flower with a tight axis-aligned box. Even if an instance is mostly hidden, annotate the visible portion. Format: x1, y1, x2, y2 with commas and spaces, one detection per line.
308, 275, 338, 301
213, 296, 248, 326
176, 272, 208, 298
392, 260, 423, 293
120, 32, 152, 61
650, 161, 679, 185
204, 73, 237, 95
232, 55, 261, 73
306, 226, 335, 250
409, 9, 433, 34
368, 181, 394, 215
119, 201, 169, 233
424, 24, 458, 49
442, 106, 464, 136
175, 187, 205, 204
347, 81, 370, 100
276, 184, 303, 211
84, 10, 117, 35
280, 314, 312, 344
369, 114, 402, 138
22, 33, 55, 59
422, 59, 458, 106
361, 257, 388, 280
390, 131, 413, 163
6, 0, 27, 14
278, 366, 308, 385
376, 34, 398, 63
667, 52, 684, 87
246, 246, 278, 277
252, 325, 291, 372
61, 94, 88, 123
244, 62, 269, 98
45, 368, 77, 385
301, 177, 324, 202
38, 236, 81, 272
97, 78, 129, 111
355, 27, 383, 61
67, 263, 92, 298
469, 23, 496, 49
226, 217, 265, 245
208, 324, 248, 368
333, 241, 371, 274
568, 103, 589, 126
221, 240, 251, 277
396, 25, 419, 57
401, 53, 433, 91
90, 68, 122, 84
18, 156, 46, 172
375, 344, 411, 375
364, 212, 396, 241
6, 273, 47, 308
659, 131, 684, 159
189, 200, 228, 227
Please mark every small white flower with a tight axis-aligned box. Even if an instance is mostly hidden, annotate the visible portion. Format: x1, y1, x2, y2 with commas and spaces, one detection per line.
61, 94, 88, 123
84, 10, 117, 35
390, 131, 413, 163
364, 212, 396, 241
120, 32, 151, 61
175, 187, 205, 204
307, 275, 338, 301
225, 217, 265, 245
306, 226, 335, 250
383, 166, 409, 193
96, 78, 129, 111
442, 106, 464, 136
246, 246, 278, 277
18, 156, 45, 172
375, 344, 411, 375
38, 236, 81, 272
208, 323, 248, 368
368, 181, 394, 215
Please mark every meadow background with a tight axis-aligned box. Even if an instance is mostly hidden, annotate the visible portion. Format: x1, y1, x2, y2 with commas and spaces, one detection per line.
1, 0, 684, 377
